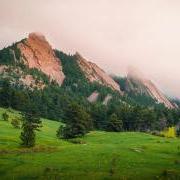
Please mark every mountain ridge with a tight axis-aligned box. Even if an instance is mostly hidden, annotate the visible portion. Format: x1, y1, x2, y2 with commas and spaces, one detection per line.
0, 32, 176, 109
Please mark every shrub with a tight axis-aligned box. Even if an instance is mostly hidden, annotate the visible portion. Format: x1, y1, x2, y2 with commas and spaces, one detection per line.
11, 118, 21, 128
56, 125, 64, 139
2, 112, 9, 121
160, 127, 176, 138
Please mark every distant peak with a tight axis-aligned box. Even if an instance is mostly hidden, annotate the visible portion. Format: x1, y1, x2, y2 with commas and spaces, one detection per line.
126, 66, 174, 108
127, 66, 145, 81
28, 32, 46, 42
17, 32, 65, 85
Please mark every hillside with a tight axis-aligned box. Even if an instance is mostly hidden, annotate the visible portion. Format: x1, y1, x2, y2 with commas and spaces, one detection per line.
0, 108, 180, 180
0, 32, 174, 108
0, 32, 180, 133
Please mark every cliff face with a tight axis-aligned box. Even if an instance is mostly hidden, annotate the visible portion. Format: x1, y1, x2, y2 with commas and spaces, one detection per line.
87, 91, 99, 103
17, 32, 65, 85
143, 80, 174, 108
126, 68, 174, 109
75, 52, 123, 94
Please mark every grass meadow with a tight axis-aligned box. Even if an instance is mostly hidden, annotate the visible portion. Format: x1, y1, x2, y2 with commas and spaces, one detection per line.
0, 108, 180, 179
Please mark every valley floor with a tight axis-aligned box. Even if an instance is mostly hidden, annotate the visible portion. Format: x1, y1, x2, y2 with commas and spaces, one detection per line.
0, 108, 180, 180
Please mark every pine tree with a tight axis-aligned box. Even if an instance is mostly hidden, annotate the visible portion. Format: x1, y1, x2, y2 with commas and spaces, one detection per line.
107, 113, 123, 132
57, 103, 92, 139
20, 104, 42, 147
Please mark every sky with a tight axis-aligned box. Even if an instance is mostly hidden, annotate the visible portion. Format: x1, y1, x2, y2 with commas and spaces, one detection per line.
0, 0, 180, 98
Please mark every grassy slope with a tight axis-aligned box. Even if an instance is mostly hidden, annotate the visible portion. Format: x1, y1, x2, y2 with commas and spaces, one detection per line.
0, 108, 180, 180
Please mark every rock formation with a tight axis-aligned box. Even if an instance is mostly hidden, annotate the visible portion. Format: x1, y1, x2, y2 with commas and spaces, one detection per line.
19, 75, 45, 89
17, 32, 65, 85
75, 52, 123, 94
103, 94, 112, 105
126, 67, 174, 108
87, 91, 99, 103
0, 65, 7, 74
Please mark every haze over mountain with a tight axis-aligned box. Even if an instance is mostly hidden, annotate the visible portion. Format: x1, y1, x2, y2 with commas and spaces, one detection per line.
0, 0, 180, 98
125, 67, 175, 108
0, 32, 176, 108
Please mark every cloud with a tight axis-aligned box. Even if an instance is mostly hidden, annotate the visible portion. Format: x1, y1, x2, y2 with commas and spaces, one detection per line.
0, 0, 180, 98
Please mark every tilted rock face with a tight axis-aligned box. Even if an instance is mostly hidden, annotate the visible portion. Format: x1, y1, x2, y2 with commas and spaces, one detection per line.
75, 52, 123, 94
126, 67, 174, 109
103, 94, 112, 105
17, 32, 65, 85
87, 91, 99, 103
143, 80, 174, 108
0, 65, 7, 74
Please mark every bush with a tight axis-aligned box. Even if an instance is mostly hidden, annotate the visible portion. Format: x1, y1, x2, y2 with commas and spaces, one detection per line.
160, 127, 176, 138
11, 118, 21, 128
2, 112, 9, 121
56, 125, 64, 139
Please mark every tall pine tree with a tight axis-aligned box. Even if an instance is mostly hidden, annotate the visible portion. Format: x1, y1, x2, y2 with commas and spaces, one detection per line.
20, 103, 42, 147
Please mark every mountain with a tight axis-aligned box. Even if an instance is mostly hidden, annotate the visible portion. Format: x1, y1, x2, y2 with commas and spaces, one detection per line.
0, 32, 66, 90
123, 67, 175, 108
0, 32, 176, 110
0, 32, 180, 134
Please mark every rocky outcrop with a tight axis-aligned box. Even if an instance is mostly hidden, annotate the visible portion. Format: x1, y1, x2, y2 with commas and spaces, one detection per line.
0, 65, 45, 89
143, 80, 174, 108
126, 67, 174, 109
103, 94, 112, 105
17, 32, 65, 85
75, 52, 123, 94
87, 91, 99, 103
0, 65, 7, 74
19, 75, 45, 89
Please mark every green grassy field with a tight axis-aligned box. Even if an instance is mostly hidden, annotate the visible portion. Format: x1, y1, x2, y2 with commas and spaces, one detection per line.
0, 108, 180, 180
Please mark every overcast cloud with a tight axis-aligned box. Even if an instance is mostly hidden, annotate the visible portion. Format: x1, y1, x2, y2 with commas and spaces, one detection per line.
0, 0, 180, 98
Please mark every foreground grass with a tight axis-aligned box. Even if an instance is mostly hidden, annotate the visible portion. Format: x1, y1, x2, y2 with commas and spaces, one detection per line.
0, 108, 180, 180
